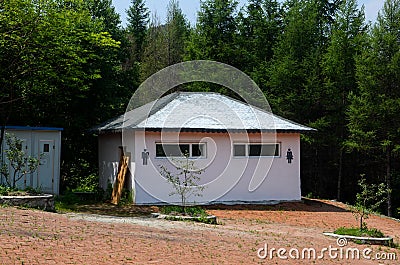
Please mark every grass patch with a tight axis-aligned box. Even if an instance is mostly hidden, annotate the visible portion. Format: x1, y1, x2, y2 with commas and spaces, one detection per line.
0, 185, 43, 196
159, 205, 217, 224
160, 205, 207, 217
55, 192, 81, 213
334, 227, 385, 238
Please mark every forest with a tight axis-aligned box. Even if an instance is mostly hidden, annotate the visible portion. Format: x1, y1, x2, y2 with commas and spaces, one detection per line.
0, 0, 399, 217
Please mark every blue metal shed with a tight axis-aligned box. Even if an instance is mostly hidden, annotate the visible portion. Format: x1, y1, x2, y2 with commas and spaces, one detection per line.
1, 126, 62, 194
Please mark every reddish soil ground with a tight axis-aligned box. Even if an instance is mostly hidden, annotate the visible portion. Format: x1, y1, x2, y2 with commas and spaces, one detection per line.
0, 199, 399, 264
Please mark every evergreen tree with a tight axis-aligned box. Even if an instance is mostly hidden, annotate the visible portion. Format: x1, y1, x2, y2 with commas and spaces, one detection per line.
140, 15, 168, 81
186, 0, 239, 66
126, 0, 149, 62
322, 0, 366, 201
348, 0, 400, 217
166, 0, 190, 65
237, 0, 283, 76
86, 0, 122, 39
268, 0, 342, 197
140, 0, 189, 81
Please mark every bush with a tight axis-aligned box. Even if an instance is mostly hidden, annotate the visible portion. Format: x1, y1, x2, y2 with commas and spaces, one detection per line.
118, 188, 133, 205
0, 185, 15, 196
24, 186, 43, 195
72, 173, 99, 193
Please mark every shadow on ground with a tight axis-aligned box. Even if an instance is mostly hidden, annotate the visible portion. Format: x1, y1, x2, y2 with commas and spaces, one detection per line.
205, 198, 348, 213
61, 198, 347, 217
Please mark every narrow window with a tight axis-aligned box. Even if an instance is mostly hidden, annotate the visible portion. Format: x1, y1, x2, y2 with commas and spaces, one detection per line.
233, 144, 246, 157
192, 144, 205, 157
155, 144, 166, 157
234, 143, 280, 157
249, 144, 280, 157
43, 144, 50, 153
155, 143, 199, 158
160, 144, 189, 157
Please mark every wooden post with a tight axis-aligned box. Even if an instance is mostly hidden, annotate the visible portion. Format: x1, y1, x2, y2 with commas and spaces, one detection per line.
111, 151, 129, 205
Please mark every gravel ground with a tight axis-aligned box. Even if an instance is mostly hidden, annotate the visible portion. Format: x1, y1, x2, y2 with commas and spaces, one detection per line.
0, 200, 399, 264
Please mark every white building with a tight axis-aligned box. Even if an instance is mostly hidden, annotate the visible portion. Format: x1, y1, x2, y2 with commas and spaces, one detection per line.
94, 92, 314, 204
0, 126, 62, 195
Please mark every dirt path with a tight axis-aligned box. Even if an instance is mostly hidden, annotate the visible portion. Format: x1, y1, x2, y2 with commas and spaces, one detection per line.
0, 200, 399, 264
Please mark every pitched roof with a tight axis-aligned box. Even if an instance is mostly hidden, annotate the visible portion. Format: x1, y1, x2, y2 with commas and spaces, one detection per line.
93, 92, 315, 133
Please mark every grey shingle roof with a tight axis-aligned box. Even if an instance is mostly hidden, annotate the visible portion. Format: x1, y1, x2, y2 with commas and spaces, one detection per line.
93, 92, 315, 133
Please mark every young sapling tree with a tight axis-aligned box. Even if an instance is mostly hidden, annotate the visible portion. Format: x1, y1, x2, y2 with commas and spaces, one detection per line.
352, 175, 387, 231
159, 153, 205, 213
0, 133, 41, 189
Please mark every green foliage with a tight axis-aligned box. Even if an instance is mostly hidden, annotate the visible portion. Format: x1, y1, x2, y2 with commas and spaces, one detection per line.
55, 192, 81, 212
334, 226, 385, 238
305, 192, 319, 199
186, 0, 239, 66
160, 205, 207, 216
160, 205, 216, 224
2, 0, 400, 217
159, 154, 205, 212
235, 0, 283, 89
126, 0, 149, 60
72, 174, 99, 193
347, 0, 400, 216
140, 0, 189, 81
118, 188, 134, 205
0, 0, 129, 192
351, 176, 387, 230
24, 186, 43, 195
0, 185, 15, 196
0, 133, 40, 189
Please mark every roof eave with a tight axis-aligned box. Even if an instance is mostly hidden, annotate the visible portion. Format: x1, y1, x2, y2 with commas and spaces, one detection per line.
98, 127, 316, 134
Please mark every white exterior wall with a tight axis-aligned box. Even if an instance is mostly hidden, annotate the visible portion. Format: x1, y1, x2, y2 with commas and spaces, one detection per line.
1, 129, 61, 194
98, 133, 121, 190
133, 131, 301, 204
98, 132, 135, 193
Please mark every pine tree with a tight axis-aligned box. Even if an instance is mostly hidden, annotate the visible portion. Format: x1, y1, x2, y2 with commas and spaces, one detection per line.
126, 0, 150, 62
166, 0, 190, 65
268, 0, 342, 196
186, 0, 239, 66
237, 0, 283, 76
140, 0, 189, 81
322, 0, 366, 200
348, 0, 400, 217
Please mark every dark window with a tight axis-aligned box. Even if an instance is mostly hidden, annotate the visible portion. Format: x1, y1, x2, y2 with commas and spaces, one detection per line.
155, 144, 189, 157
43, 144, 50, 153
233, 144, 246, 156
156, 143, 205, 158
249, 144, 279, 157
156, 144, 166, 157
234, 143, 280, 157
192, 144, 205, 157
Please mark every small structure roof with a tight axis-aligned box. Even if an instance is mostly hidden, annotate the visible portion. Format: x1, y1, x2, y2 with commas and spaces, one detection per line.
94, 92, 315, 133
3, 126, 63, 131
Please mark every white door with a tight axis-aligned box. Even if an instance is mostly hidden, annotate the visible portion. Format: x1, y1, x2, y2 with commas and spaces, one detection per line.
36, 140, 55, 193
18, 139, 31, 189
4, 133, 32, 189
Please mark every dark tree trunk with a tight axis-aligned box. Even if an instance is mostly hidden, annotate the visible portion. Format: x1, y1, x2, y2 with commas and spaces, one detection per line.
386, 147, 392, 217
0, 125, 4, 157
337, 148, 343, 201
